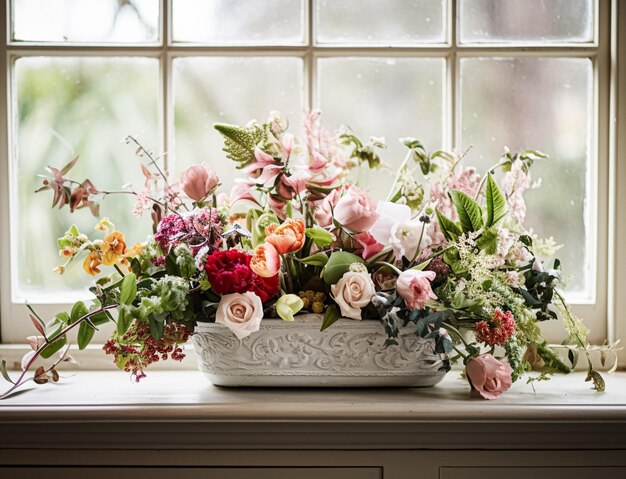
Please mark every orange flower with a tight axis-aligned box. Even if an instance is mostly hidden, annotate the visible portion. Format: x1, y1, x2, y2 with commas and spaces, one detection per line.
264, 218, 305, 254
101, 231, 127, 266
83, 250, 102, 276
250, 242, 281, 278
126, 242, 145, 259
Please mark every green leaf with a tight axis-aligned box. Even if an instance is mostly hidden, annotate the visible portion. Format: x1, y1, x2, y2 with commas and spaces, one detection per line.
40, 336, 67, 359
1, 360, 14, 384
435, 209, 462, 242
485, 173, 507, 226
54, 312, 71, 325
294, 252, 329, 267
276, 294, 304, 322
149, 313, 166, 340
60, 156, 79, 175
321, 304, 340, 331
70, 301, 89, 324
119, 273, 137, 305
77, 321, 96, 350
448, 190, 483, 232
305, 227, 334, 248
117, 308, 132, 336
68, 224, 80, 237
586, 370, 606, 392
321, 251, 365, 285
476, 227, 499, 255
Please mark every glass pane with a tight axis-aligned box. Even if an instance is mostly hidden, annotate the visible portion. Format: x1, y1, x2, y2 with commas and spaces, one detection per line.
317, 57, 444, 199
173, 57, 304, 190
460, 57, 592, 296
13, 57, 159, 300
316, 0, 446, 45
11, 0, 160, 43
459, 0, 595, 44
172, 0, 306, 45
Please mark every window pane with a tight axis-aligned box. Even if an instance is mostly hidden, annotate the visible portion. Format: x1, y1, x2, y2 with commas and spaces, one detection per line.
173, 57, 304, 190
459, 0, 595, 44
172, 0, 306, 45
316, 0, 446, 45
11, 0, 160, 43
317, 57, 444, 199
460, 57, 592, 297
13, 57, 159, 301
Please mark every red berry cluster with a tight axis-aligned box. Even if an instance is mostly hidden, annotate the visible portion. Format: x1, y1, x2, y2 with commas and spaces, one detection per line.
103, 322, 190, 382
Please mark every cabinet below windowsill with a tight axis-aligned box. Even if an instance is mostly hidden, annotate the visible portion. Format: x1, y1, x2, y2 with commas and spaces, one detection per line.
1, 371, 625, 478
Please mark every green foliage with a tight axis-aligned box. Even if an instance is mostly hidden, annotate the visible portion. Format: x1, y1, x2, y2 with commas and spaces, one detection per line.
476, 227, 499, 255
321, 304, 340, 331
485, 173, 507, 226
435, 209, 461, 242
119, 273, 137, 305
214, 122, 266, 167
294, 252, 329, 267
321, 251, 365, 284
305, 227, 334, 248
586, 370, 606, 392
448, 190, 483, 232
536, 341, 571, 374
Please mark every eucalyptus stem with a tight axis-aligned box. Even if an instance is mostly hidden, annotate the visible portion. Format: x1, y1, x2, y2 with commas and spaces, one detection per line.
0, 305, 119, 399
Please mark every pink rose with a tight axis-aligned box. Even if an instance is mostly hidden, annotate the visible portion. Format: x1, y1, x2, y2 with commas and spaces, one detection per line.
396, 269, 437, 310
466, 354, 513, 400
333, 187, 378, 233
314, 188, 340, 227
215, 292, 264, 340
330, 270, 376, 320
180, 163, 219, 202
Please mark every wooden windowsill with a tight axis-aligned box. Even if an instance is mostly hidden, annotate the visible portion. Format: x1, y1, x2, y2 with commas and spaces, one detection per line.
1, 370, 625, 450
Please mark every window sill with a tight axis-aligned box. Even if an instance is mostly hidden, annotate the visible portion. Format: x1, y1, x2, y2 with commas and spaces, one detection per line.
0, 370, 625, 450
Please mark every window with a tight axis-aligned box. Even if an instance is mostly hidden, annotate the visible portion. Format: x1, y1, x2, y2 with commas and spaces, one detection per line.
0, 1, 620, 358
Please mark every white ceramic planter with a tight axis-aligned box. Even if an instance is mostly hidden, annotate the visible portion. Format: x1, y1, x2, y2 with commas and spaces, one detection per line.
192, 314, 448, 387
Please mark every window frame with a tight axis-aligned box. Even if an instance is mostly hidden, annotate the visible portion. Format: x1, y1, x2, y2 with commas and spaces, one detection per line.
0, 1, 620, 365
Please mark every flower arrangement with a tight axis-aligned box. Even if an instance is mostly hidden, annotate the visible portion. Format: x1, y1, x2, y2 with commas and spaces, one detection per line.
0, 111, 614, 399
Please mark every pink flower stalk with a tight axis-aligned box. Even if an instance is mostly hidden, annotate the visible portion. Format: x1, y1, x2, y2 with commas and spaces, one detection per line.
501, 162, 531, 224
475, 308, 516, 346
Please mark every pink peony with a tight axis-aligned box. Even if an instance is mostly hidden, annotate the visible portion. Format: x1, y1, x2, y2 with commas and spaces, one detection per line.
396, 269, 437, 310
180, 163, 219, 202
465, 354, 513, 400
333, 187, 378, 233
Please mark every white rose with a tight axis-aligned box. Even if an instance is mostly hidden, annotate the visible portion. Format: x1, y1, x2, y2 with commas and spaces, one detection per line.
330, 271, 376, 320
216, 292, 264, 339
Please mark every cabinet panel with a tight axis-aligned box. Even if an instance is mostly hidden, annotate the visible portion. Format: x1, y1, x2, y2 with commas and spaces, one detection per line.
0, 467, 382, 479
440, 467, 626, 479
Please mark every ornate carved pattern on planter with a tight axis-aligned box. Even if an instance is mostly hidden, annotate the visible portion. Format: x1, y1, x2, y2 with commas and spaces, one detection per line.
192, 314, 448, 387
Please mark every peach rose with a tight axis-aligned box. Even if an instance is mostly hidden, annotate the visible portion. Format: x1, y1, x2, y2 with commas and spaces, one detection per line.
396, 269, 437, 310
180, 163, 219, 202
330, 270, 376, 320
215, 292, 264, 340
333, 187, 378, 232
466, 354, 513, 400
250, 242, 281, 278
265, 218, 305, 254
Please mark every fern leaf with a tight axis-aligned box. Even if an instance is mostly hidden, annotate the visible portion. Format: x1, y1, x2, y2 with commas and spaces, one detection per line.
214, 123, 266, 167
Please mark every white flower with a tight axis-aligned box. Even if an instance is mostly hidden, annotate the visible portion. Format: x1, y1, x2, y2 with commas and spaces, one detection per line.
369, 201, 431, 261
331, 271, 376, 320
215, 292, 264, 340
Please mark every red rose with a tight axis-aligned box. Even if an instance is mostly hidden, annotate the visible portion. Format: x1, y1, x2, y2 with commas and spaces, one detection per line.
205, 250, 253, 295
250, 273, 280, 303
